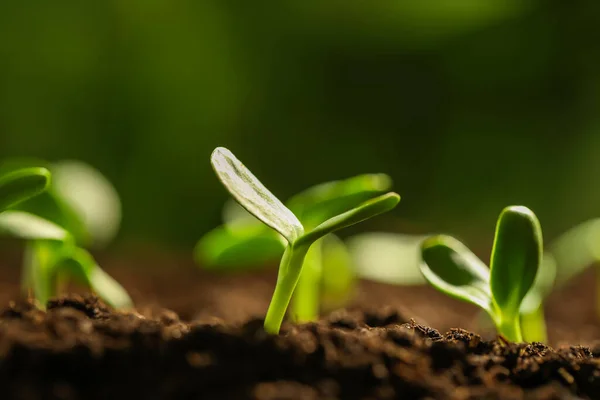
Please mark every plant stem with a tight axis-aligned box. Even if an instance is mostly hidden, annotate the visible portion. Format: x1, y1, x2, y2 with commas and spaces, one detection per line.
291, 239, 322, 323
520, 304, 548, 343
264, 244, 309, 334
597, 266, 600, 321
498, 315, 523, 342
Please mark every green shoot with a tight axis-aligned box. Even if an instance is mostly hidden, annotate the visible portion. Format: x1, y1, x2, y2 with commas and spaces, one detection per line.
0, 168, 51, 212
210, 147, 400, 334
196, 170, 395, 322
0, 161, 131, 309
22, 240, 132, 309
420, 206, 542, 342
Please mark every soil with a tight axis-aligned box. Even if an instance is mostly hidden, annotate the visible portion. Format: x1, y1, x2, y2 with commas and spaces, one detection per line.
0, 249, 599, 399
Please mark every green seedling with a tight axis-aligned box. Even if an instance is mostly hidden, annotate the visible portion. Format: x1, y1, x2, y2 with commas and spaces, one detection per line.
420, 206, 542, 342
0, 160, 131, 310
21, 239, 132, 309
544, 219, 600, 319
210, 147, 400, 334
196, 170, 394, 322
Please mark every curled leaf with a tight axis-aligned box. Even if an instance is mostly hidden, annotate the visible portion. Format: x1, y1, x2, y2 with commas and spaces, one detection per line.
420, 235, 493, 315
0, 167, 50, 212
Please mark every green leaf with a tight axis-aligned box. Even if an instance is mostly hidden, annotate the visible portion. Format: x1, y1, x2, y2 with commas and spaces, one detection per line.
286, 173, 392, 227
0, 211, 70, 241
11, 192, 88, 244
297, 192, 400, 247
222, 199, 263, 230
194, 225, 285, 269
211, 147, 304, 243
490, 206, 542, 319
0, 167, 50, 212
348, 232, 427, 285
548, 218, 600, 286
420, 235, 493, 315
51, 161, 122, 248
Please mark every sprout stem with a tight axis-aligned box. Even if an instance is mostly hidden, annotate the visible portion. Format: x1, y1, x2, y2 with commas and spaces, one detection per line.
498, 315, 523, 342
291, 239, 323, 322
520, 304, 548, 343
264, 245, 310, 334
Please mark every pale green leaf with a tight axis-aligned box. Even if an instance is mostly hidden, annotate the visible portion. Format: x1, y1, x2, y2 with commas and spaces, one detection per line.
211, 147, 304, 243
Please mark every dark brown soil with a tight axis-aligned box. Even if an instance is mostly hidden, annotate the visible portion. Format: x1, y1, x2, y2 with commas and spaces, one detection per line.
2, 294, 599, 400
0, 249, 599, 399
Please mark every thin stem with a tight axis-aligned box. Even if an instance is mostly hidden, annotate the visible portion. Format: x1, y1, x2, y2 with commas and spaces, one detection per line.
291, 239, 322, 322
520, 304, 548, 343
264, 244, 309, 334
497, 314, 523, 342
597, 266, 600, 321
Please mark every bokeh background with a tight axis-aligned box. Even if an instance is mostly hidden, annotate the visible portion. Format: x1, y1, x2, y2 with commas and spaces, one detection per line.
1, 1, 599, 252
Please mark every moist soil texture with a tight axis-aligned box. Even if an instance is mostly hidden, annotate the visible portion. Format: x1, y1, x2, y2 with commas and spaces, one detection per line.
0, 250, 599, 399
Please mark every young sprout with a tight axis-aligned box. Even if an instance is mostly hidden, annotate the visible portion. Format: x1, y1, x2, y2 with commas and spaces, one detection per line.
544, 219, 600, 319
22, 239, 132, 309
210, 147, 400, 334
196, 171, 395, 322
0, 161, 131, 309
420, 206, 542, 342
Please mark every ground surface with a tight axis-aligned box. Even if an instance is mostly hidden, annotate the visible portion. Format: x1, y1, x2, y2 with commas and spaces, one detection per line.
0, 249, 599, 399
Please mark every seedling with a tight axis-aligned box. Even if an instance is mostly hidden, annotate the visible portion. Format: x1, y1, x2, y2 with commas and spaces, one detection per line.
196, 171, 395, 322
0, 161, 131, 310
420, 206, 542, 342
210, 147, 400, 333
544, 219, 600, 319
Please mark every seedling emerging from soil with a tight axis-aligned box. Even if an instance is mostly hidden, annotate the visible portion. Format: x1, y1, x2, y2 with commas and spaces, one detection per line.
0, 161, 131, 309
196, 173, 393, 321
210, 147, 400, 334
420, 206, 542, 342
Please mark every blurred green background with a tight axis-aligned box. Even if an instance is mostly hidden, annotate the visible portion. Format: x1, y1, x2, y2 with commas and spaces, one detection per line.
1, 1, 599, 251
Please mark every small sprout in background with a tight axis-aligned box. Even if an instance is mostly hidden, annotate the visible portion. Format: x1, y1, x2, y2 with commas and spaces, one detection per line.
210, 147, 400, 334
196, 167, 395, 323
0, 160, 131, 310
543, 219, 600, 319
420, 206, 542, 342
347, 232, 428, 286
